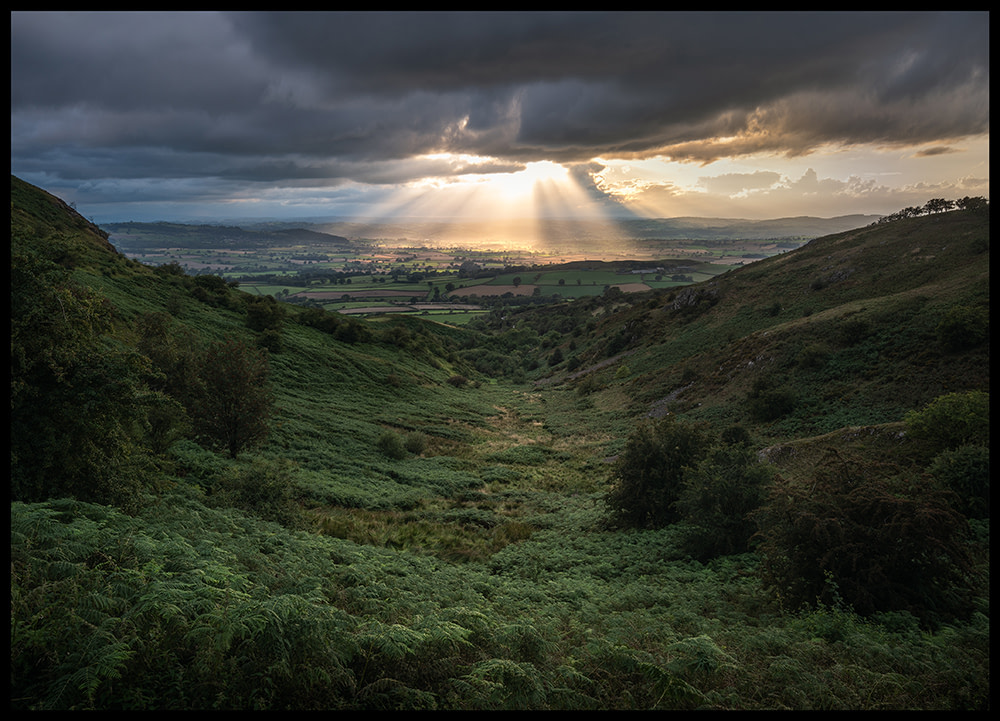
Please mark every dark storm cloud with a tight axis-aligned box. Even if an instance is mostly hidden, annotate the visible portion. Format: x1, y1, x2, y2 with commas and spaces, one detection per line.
223, 11, 989, 157
10, 10, 989, 208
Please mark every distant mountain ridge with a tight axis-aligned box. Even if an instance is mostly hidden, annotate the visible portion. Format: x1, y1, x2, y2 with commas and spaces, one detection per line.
614, 214, 881, 240
101, 213, 881, 246
100, 220, 352, 251
309, 214, 883, 243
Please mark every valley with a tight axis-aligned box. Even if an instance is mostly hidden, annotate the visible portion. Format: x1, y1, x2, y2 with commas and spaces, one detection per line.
101, 217, 821, 323
11, 176, 989, 711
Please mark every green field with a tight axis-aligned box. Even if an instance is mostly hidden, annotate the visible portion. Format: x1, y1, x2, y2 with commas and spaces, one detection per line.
103, 220, 786, 320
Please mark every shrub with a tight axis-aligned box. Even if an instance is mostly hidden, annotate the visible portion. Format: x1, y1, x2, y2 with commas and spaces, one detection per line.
936, 304, 989, 351
676, 444, 775, 560
719, 423, 753, 447
298, 306, 344, 335
244, 294, 285, 333
746, 377, 796, 422
604, 415, 712, 528
377, 430, 408, 460
210, 456, 304, 527
256, 328, 284, 353
404, 431, 429, 456
927, 444, 990, 519
796, 342, 830, 370
836, 317, 870, 346
903, 391, 989, 461
753, 450, 978, 626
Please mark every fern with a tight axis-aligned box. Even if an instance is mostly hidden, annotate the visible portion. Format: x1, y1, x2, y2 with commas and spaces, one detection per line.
460, 658, 547, 710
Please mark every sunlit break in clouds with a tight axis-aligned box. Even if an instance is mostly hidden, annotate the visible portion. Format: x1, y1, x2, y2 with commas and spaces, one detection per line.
353, 155, 627, 251
10, 11, 989, 247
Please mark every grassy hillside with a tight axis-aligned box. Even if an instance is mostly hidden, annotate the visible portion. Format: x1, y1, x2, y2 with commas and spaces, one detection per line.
10, 175, 989, 710
487, 206, 989, 460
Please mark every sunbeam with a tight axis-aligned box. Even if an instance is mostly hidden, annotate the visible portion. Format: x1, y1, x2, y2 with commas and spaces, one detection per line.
353, 157, 626, 252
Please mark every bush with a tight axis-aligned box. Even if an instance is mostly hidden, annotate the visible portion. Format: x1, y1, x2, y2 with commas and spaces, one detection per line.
903, 391, 989, 461
927, 444, 990, 519
604, 415, 712, 528
676, 444, 775, 560
746, 377, 796, 422
796, 342, 830, 370
936, 304, 988, 351
377, 430, 408, 460
244, 294, 285, 333
753, 450, 978, 627
404, 431, 429, 456
836, 318, 870, 346
210, 456, 304, 527
719, 423, 753, 447
256, 328, 284, 353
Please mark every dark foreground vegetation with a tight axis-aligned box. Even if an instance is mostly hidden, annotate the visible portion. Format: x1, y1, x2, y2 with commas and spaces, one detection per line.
10, 175, 989, 710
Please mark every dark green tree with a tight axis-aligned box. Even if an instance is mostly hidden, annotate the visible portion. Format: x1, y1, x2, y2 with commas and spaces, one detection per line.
745, 376, 796, 422
134, 311, 202, 403
676, 443, 775, 560
955, 195, 989, 211
753, 450, 978, 626
927, 444, 990, 520
604, 415, 712, 528
245, 294, 286, 333
190, 336, 274, 458
11, 237, 157, 509
935, 304, 989, 352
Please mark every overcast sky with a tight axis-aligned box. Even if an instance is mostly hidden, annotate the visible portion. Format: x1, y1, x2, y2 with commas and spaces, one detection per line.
11, 11, 990, 227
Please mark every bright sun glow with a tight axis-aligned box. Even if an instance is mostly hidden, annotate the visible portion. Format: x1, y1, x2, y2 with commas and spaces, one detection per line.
361, 155, 621, 251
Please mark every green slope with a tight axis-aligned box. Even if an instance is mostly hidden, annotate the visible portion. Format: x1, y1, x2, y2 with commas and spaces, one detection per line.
494, 205, 989, 461
11, 175, 505, 511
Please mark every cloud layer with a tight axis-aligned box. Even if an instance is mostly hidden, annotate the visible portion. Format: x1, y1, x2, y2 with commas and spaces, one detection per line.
10, 11, 990, 219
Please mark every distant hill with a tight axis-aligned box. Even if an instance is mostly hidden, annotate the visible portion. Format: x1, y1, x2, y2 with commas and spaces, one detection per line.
615, 214, 882, 240
102, 213, 880, 247
306, 214, 882, 245
93, 213, 881, 265
101, 220, 353, 251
